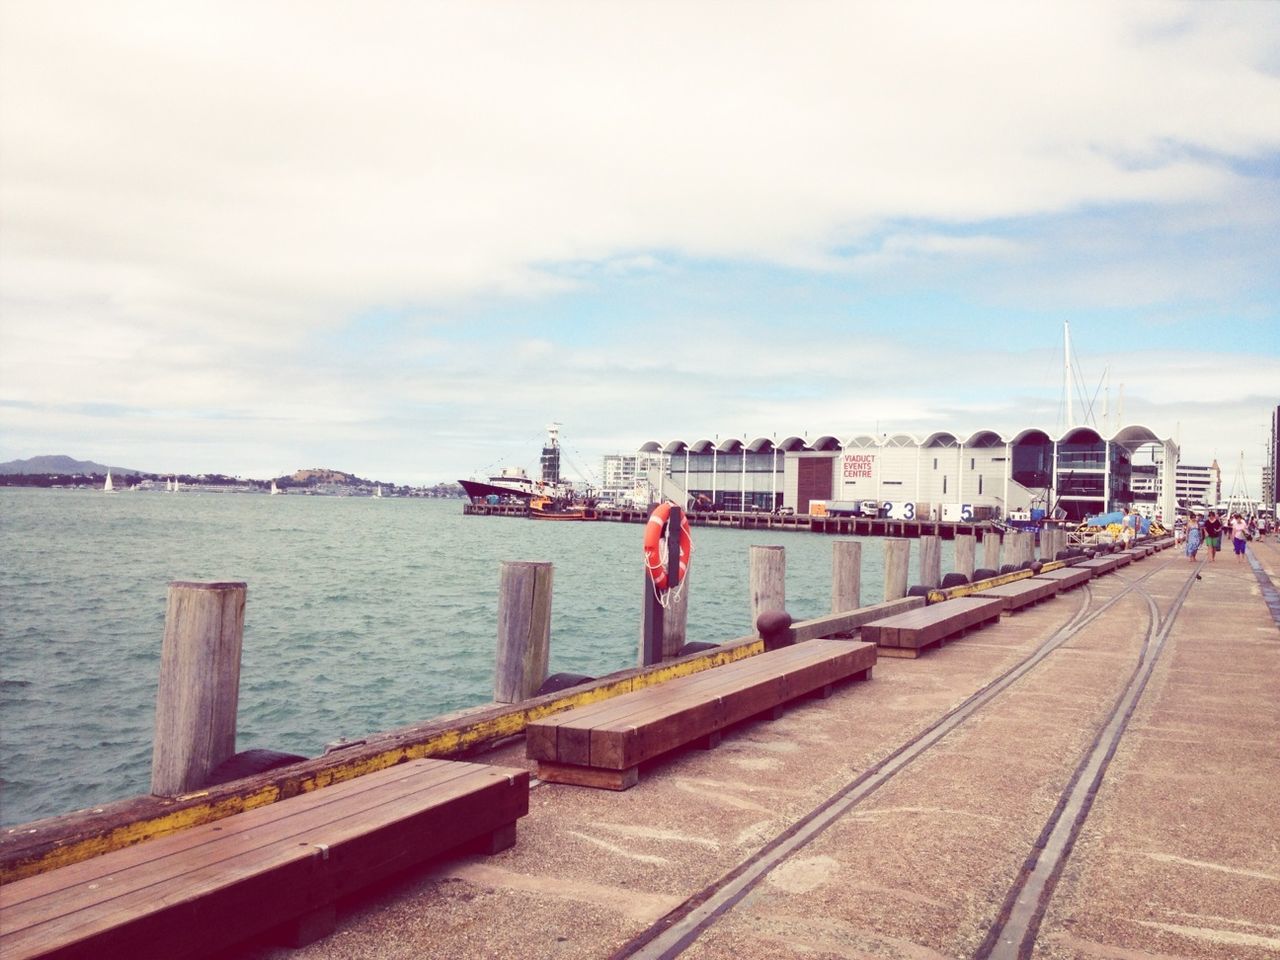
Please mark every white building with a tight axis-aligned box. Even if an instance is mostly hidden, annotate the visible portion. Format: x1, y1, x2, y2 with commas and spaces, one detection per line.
639, 424, 1180, 523
600, 452, 666, 505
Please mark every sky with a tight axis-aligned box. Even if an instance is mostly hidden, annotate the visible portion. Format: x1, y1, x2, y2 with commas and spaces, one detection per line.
2, 1, 1278, 492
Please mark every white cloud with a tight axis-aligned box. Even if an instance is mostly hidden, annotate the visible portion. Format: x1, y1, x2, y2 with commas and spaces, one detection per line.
1, 1, 1276, 485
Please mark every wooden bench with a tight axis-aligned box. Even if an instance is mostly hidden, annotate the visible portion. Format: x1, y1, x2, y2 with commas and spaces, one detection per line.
1032, 567, 1092, 592
1075, 555, 1125, 577
860, 596, 1004, 659
971, 578, 1060, 612
0, 759, 529, 960
527, 639, 876, 790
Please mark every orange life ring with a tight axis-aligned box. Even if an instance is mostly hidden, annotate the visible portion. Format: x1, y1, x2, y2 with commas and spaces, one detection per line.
643, 502, 692, 591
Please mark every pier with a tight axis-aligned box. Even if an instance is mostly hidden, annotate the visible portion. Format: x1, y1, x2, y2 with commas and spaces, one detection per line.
276, 538, 1280, 959
3, 537, 1277, 959
464, 501, 991, 540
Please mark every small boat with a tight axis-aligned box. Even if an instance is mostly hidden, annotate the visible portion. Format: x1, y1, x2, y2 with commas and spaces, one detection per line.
374, 485, 383, 498
103, 470, 114, 492
528, 496, 596, 521
270, 480, 280, 495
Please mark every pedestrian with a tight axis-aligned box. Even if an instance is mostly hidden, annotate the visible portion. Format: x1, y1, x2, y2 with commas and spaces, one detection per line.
1185, 513, 1202, 561
1231, 513, 1248, 562
1203, 510, 1224, 562
1120, 507, 1136, 549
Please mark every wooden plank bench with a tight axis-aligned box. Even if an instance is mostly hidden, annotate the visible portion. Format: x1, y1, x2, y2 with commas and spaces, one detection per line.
971, 577, 1060, 613
1076, 555, 1125, 577
527, 639, 876, 790
0, 759, 529, 960
1032, 567, 1092, 592
860, 596, 1004, 659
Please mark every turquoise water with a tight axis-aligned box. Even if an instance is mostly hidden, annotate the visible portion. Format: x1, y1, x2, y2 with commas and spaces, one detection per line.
0, 489, 951, 826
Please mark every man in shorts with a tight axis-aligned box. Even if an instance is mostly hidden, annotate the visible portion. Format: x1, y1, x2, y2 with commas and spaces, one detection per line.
1203, 511, 1224, 562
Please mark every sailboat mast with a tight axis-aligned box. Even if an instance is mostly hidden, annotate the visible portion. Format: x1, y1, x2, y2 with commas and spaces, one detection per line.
1064, 320, 1074, 429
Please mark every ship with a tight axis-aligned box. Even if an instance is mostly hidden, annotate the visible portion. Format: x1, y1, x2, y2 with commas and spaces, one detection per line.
459, 424, 597, 519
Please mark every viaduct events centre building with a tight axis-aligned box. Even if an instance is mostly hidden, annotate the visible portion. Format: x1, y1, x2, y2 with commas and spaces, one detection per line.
638, 423, 1179, 524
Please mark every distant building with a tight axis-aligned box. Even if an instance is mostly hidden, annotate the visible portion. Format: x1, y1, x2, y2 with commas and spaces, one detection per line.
600, 452, 666, 505
638, 423, 1179, 522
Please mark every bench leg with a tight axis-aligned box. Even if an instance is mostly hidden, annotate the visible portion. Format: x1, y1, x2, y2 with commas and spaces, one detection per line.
693, 730, 722, 750
807, 682, 835, 700
278, 903, 337, 948
764, 704, 786, 721
538, 761, 639, 791
476, 820, 518, 855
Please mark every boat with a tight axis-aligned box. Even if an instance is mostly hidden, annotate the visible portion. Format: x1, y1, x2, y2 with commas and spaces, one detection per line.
103, 470, 114, 492
459, 424, 597, 515
270, 480, 280, 495
528, 495, 597, 521
374, 485, 383, 498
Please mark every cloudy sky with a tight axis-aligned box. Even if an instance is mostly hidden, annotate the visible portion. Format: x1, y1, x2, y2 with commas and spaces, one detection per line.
2, 1, 1278, 490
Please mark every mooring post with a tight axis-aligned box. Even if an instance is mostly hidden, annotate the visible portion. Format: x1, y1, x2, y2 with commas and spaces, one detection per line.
1042, 527, 1060, 561
832, 540, 862, 613
641, 506, 684, 665
151, 581, 246, 797
1016, 530, 1034, 566
918, 535, 942, 588
661, 565, 690, 659
954, 533, 976, 579
983, 530, 1002, 570
750, 545, 785, 627
494, 561, 553, 703
883, 538, 910, 601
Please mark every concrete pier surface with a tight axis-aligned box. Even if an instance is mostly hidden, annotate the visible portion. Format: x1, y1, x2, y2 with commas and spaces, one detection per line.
241, 539, 1280, 960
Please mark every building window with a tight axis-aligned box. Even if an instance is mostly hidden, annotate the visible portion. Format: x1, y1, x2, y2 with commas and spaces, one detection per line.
970, 458, 975, 470
943, 476, 948, 494
978, 475, 984, 495
933, 458, 938, 470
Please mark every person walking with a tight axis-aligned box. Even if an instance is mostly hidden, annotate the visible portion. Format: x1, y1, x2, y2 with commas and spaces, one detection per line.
1231, 513, 1249, 563
1203, 510, 1224, 562
1185, 513, 1202, 561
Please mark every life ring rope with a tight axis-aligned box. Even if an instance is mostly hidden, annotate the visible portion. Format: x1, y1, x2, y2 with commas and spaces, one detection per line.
643, 501, 693, 601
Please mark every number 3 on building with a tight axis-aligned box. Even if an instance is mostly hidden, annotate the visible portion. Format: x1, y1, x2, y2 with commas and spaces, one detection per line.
902, 502, 915, 520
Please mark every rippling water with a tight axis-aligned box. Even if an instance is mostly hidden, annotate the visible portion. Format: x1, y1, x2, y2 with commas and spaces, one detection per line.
0, 488, 952, 825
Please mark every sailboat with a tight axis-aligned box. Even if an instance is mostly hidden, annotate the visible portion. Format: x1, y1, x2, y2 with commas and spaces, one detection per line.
374, 485, 382, 498
270, 480, 280, 496
103, 470, 114, 492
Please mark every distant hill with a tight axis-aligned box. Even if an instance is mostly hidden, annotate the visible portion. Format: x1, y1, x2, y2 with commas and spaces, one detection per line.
0, 455, 143, 476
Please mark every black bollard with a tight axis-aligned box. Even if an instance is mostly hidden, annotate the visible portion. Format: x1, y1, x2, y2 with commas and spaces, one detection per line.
756, 609, 794, 651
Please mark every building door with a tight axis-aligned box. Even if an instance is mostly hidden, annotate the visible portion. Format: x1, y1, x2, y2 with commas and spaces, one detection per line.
797, 458, 833, 514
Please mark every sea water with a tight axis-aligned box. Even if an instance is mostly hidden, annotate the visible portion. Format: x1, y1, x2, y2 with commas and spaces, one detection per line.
0, 489, 952, 826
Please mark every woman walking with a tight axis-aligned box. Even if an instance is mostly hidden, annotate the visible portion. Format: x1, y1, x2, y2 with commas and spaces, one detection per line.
1185, 513, 1203, 561
1231, 513, 1249, 563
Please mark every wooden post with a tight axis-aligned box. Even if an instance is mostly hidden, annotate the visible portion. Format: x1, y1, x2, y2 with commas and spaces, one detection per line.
662, 566, 690, 659
883, 538, 910, 601
1014, 531, 1033, 566
494, 561, 553, 703
750, 545, 786, 626
832, 540, 862, 613
151, 581, 246, 797
1039, 528, 1055, 561
642, 505, 685, 665
983, 530, 1002, 570
954, 534, 976, 579
918, 535, 942, 588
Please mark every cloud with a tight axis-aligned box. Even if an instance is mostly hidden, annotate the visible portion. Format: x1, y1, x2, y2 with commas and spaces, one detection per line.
1, 1, 1277, 485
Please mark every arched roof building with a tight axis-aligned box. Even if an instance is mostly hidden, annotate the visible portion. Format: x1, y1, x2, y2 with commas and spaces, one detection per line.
636, 425, 1179, 522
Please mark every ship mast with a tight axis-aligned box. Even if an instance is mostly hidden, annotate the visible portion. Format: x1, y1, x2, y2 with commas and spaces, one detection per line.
1064, 320, 1074, 429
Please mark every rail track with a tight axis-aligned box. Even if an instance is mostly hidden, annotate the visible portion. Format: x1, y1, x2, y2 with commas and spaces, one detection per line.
603, 551, 1201, 960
